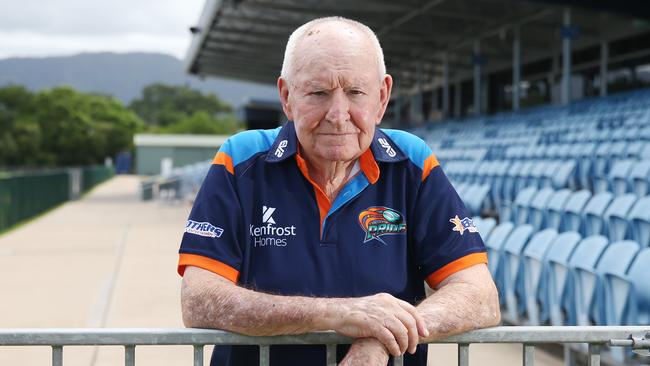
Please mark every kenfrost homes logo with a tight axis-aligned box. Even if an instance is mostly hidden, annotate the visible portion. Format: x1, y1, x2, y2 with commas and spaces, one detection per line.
358, 206, 407, 245
449, 215, 479, 235
250, 206, 296, 247
185, 220, 224, 238
274, 140, 288, 158
377, 137, 396, 157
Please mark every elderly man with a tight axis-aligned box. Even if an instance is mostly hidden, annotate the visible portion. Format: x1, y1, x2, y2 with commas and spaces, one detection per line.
178, 16, 499, 366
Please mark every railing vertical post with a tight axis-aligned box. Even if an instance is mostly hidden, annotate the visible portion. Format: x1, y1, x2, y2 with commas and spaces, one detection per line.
259, 345, 270, 366
52, 346, 63, 366
458, 343, 469, 366
563, 345, 574, 366
124, 345, 135, 366
523, 344, 535, 366
326, 344, 336, 366
194, 345, 204, 366
393, 355, 404, 366
588, 344, 601, 366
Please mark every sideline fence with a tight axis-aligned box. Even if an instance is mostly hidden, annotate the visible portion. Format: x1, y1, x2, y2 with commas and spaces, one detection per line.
1, 326, 648, 366
0, 166, 113, 232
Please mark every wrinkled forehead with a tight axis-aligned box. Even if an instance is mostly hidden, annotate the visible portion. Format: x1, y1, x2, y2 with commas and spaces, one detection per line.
291, 24, 379, 87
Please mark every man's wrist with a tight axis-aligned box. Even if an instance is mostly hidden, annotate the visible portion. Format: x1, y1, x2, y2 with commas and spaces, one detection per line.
349, 338, 390, 363
311, 297, 339, 331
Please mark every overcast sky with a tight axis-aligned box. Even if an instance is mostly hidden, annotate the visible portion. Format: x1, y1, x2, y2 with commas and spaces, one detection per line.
0, 0, 205, 59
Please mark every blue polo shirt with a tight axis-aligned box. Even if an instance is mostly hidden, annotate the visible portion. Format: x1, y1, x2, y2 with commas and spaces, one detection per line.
178, 121, 487, 366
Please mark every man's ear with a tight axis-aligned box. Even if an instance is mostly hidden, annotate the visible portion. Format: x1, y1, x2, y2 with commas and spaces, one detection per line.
278, 77, 293, 120
377, 74, 393, 124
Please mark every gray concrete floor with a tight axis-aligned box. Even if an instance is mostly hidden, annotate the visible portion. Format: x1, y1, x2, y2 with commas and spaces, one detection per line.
0, 176, 563, 366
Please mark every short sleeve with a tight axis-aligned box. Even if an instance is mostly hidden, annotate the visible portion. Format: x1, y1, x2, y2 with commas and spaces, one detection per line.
411, 164, 487, 289
177, 149, 244, 283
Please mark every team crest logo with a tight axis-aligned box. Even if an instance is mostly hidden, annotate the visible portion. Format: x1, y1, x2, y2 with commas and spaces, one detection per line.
449, 215, 479, 235
358, 206, 407, 244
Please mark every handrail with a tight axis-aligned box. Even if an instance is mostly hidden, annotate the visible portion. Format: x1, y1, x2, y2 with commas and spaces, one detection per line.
1, 326, 648, 366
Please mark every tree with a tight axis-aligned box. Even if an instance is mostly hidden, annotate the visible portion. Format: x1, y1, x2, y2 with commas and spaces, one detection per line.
162, 111, 239, 135
129, 83, 232, 126
0, 86, 144, 167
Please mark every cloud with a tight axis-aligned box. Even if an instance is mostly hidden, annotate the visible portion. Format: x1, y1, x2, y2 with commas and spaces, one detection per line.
0, 0, 205, 58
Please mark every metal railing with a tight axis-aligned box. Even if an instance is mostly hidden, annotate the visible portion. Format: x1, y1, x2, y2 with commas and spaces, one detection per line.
1, 326, 648, 366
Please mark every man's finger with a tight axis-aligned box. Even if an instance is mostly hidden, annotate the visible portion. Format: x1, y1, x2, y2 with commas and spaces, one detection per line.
393, 309, 419, 354
383, 316, 408, 355
397, 300, 430, 337
376, 326, 401, 357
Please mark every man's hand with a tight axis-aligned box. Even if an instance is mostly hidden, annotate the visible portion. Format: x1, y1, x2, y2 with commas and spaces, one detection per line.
320, 293, 429, 356
340, 338, 389, 366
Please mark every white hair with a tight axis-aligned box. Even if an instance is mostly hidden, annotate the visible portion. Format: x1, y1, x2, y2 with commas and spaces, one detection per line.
280, 16, 386, 82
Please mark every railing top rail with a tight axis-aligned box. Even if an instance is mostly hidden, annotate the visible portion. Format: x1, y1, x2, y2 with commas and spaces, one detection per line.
1, 326, 648, 346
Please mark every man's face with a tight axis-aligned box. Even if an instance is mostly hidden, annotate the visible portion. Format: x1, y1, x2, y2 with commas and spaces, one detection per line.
278, 27, 392, 163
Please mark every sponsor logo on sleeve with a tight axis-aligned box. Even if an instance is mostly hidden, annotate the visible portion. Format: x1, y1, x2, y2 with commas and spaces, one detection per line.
449, 215, 479, 235
358, 206, 407, 245
185, 220, 224, 238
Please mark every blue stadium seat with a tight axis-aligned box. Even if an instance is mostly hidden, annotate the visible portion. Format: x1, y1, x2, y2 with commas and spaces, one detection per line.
544, 189, 571, 231
630, 160, 650, 197
550, 160, 576, 190
628, 196, 650, 247
546, 231, 583, 325
490, 161, 510, 209
604, 194, 637, 242
568, 235, 609, 326
562, 190, 592, 233
625, 248, 650, 325
473, 184, 492, 215
608, 160, 635, 196
583, 192, 614, 237
485, 222, 515, 302
528, 160, 547, 189
527, 188, 555, 231
521, 228, 559, 325
599, 241, 640, 325
576, 143, 597, 190
512, 186, 538, 225
625, 141, 645, 159
502, 224, 535, 322
514, 161, 536, 197
502, 161, 523, 204
474, 217, 496, 241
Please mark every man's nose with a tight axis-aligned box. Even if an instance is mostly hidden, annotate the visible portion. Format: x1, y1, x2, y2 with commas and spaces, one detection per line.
324, 89, 350, 124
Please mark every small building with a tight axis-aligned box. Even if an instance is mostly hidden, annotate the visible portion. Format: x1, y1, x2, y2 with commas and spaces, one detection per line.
237, 99, 285, 130
134, 134, 228, 175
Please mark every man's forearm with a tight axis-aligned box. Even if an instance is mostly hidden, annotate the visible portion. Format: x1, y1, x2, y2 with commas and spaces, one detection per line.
181, 267, 330, 336
181, 265, 428, 357
416, 265, 501, 341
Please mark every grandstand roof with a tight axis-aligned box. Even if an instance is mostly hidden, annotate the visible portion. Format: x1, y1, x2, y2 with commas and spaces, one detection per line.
185, 0, 650, 91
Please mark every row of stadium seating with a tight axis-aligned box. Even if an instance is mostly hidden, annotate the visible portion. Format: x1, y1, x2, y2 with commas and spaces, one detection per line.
445, 151, 650, 198
422, 89, 650, 363
476, 219, 649, 362
462, 186, 650, 248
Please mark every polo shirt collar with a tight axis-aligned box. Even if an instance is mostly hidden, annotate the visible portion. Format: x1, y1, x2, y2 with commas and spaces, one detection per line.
369, 128, 408, 163
265, 121, 405, 183
265, 121, 299, 162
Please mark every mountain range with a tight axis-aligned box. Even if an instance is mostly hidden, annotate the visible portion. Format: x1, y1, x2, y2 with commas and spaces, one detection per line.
0, 52, 278, 108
